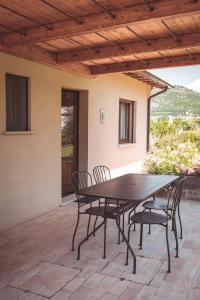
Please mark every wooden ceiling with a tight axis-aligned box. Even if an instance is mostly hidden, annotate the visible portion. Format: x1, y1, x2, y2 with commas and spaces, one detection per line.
0, 0, 200, 77
124, 71, 171, 88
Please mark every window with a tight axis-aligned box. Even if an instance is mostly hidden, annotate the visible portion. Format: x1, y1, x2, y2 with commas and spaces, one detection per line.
119, 99, 136, 144
6, 74, 29, 131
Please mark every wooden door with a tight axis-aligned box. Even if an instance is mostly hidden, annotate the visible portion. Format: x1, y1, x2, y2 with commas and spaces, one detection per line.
61, 90, 78, 196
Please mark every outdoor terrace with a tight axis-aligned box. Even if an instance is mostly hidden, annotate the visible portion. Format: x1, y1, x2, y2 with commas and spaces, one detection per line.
0, 197, 200, 300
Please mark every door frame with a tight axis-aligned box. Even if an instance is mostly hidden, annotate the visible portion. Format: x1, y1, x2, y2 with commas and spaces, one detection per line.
61, 88, 79, 196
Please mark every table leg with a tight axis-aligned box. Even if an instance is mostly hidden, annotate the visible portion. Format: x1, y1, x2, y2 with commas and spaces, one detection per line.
115, 216, 136, 274
77, 220, 105, 260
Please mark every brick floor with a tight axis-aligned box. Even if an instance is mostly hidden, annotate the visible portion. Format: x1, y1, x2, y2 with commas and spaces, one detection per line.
0, 199, 200, 299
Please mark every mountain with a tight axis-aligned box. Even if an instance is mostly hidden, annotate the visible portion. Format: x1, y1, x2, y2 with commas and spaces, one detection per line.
151, 85, 200, 117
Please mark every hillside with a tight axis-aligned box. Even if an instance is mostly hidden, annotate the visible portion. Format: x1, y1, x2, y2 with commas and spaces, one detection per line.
151, 85, 200, 116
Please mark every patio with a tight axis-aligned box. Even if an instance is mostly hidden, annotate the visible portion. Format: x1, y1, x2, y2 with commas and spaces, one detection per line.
0, 197, 200, 300
1, 2, 200, 299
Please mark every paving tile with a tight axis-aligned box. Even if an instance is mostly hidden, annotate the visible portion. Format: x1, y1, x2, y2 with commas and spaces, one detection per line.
127, 281, 143, 291
0, 200, 200, 300
109, 279, 129, 296
51, 289, 71, 300
173, 278, 192, 294
191, 268, 200, 288
87, 275, 117, 298
135, 286, 162, 300
9, 262, 80, 298
167, 290, 188, 300
155, 280, 174, 297
83, 272, 105, 288
62, 275, 86, 293
118, 287, 141, 300
101, 293, 118, 300
187, 288, 200, 300
0, 285, 45, 300
68, 286, 92, 300
79, 264, 101, 279
101, 252, 162, 284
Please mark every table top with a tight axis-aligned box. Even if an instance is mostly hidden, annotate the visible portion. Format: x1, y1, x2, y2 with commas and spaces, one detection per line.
80, 173, 178, 203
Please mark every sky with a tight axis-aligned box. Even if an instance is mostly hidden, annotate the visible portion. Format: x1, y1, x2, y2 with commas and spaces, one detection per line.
150, 65, 200, 92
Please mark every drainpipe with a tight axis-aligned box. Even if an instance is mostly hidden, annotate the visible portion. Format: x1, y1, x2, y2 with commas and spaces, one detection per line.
146, 86, 168, 152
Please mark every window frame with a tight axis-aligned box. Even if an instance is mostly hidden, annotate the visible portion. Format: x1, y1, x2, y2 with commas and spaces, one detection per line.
119, 98, 136, 144
6, 73, 29, 132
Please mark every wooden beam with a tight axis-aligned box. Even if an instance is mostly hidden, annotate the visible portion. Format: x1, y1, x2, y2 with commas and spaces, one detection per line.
0, 43, 57, 64
0, 43, 91, 77
90, 53, 200, 75
57, 32, 200, 64
2, 0, 200, 47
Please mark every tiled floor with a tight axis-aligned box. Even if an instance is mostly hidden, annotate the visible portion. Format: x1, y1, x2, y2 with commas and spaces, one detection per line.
0, 199, 200, 299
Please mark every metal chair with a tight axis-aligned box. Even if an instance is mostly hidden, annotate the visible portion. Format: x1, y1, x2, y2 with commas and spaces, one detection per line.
142, 173, 186, 238
93, 165, 138, 243
77, 195, 134, 260
126, 176, 185, 274
74, 167, 134, 260
71, 170, 100, 251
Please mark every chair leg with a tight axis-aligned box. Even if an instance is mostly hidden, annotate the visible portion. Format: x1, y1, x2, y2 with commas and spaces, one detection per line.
177, 203, 183, 239
117, 216, 121, 244
133, 209, 136, 231
128, 207, 135, 225
86, 214, 91, 240
139, 224, 143, 250
103, 217, 107, 259
71, 212, 80, 251
122, 213, 125, 242
125, 222, 135, 266
94, 199, 101, 236
165, 223, 171, 273
171, 218, 175, 231
93, 216, 98, 236
173, 218, 179, 257
148, 209, 151, 234
128, 210, 131, 225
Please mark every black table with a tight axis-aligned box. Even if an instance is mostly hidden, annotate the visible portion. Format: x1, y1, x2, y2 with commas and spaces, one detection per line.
77, 173, 178, 264
80, 173, 178, 202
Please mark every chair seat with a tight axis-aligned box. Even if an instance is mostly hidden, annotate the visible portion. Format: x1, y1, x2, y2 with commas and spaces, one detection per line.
74, 196, 99, 204
86, 201, 137, 218
85, 206, 117, 217
143, 199, 172, 210
107, 199, 139, 211
130, 211, 169, 224
107, 199, 127, 206
119, 201, 138, 213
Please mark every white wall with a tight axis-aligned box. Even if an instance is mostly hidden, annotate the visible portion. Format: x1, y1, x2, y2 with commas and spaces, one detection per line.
0, 52, 151, 231
87, 75, 150, 171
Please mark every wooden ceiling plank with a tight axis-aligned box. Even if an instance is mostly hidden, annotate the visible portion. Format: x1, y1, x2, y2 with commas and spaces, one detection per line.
0, 0, 67, 26
0, 3, 52, 30
0, 43, 56, 64
39, 0, 82, 24
90, 53, 200, 75
57, 32, 200, 63
160, 20, 181, 42
90, 0, 116, 18
0, 42, 91, 76
2, 0, 200, 47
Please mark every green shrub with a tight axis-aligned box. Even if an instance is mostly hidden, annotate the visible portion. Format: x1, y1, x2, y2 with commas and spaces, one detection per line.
146, 117, 200, 175
145, 142, 200, 175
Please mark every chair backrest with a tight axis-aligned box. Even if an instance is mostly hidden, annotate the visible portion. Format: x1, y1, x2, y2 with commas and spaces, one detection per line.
72, 170, 93, 197
93, 165, 111, 184
167, 175, 186, 217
